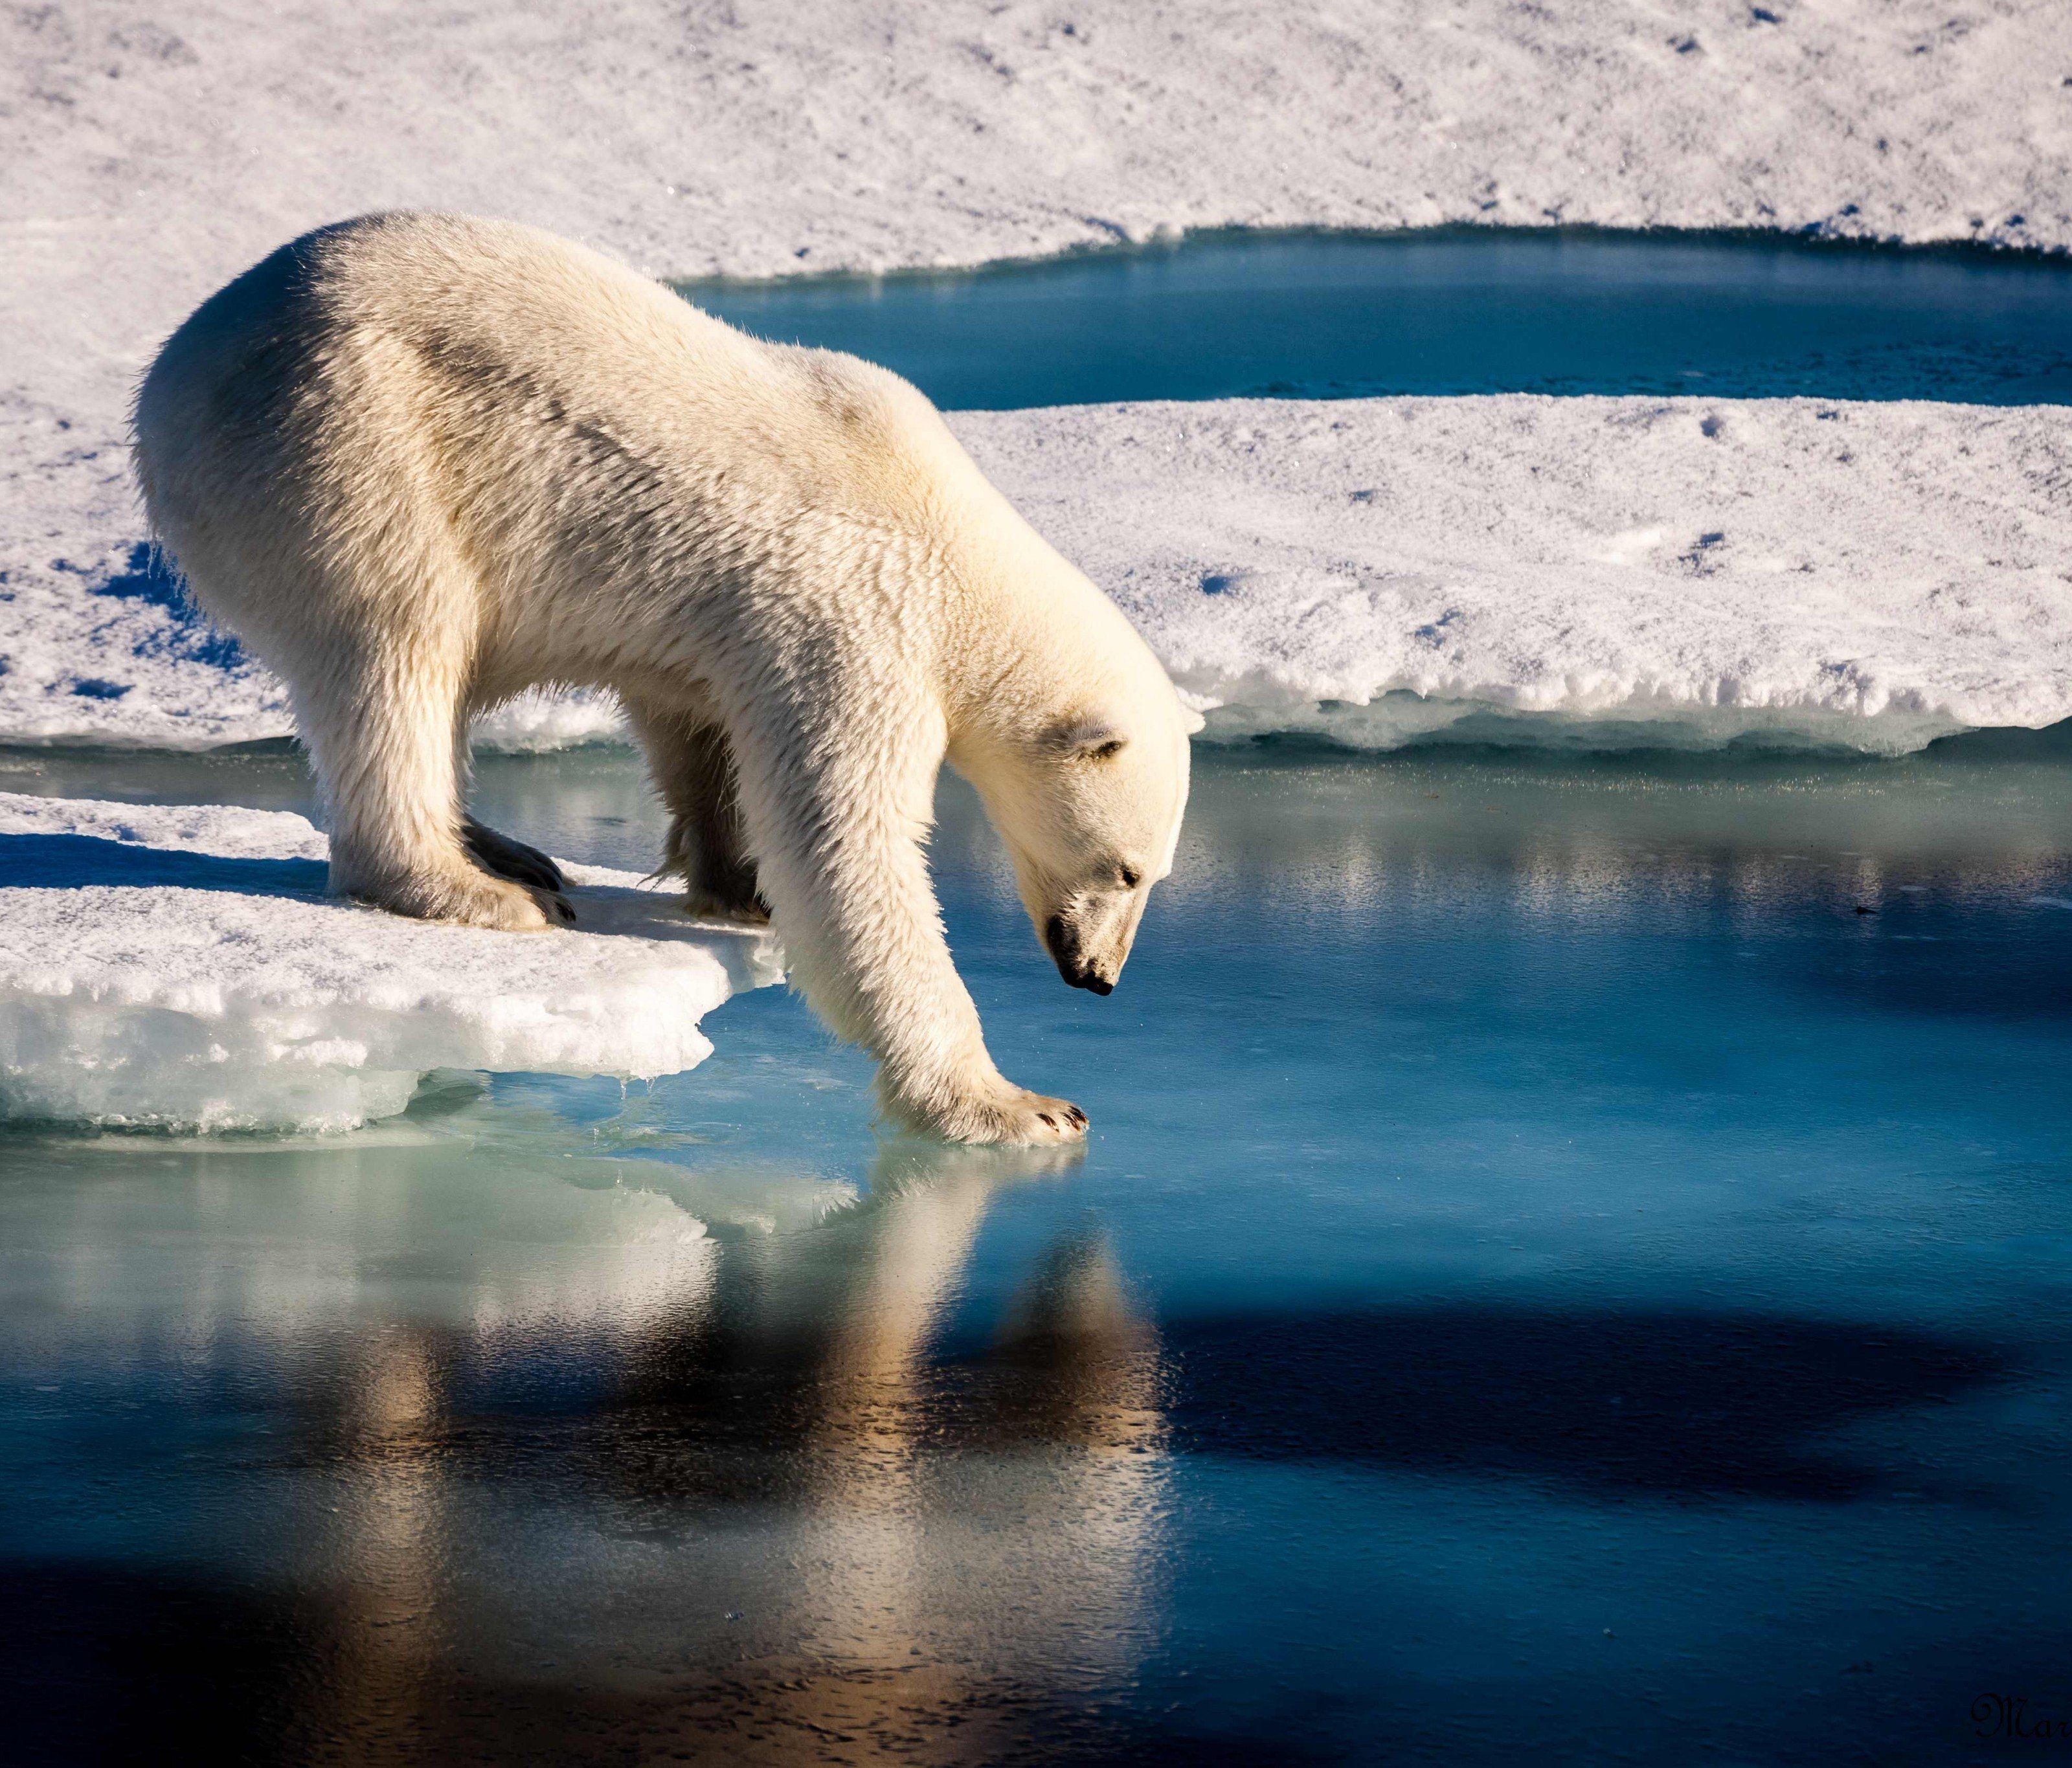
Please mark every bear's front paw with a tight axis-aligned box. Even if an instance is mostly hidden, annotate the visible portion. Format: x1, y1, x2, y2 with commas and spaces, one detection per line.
918, 1085, 1088, 1147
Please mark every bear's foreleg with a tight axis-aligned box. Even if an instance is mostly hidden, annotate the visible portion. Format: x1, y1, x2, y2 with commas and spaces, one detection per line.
723, 688, 1086, 1147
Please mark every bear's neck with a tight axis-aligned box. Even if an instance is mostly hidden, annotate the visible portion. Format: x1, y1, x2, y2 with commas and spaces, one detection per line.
932, 515, 1115, 756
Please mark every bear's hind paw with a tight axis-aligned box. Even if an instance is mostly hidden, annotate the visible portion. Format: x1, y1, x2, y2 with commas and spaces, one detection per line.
462, 818, 567, 893
919, 1086, 1088, 1147
676, 887, 772, 926
357, 867, 572, 932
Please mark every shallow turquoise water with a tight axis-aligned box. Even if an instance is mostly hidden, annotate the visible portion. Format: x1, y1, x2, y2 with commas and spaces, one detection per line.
5, 739, 2071, 1763
683, 230, 2072, 407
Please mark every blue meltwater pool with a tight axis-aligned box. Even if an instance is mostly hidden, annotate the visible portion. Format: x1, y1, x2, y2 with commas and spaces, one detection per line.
5, 736, 2071, 1764
682, 229, 2072, 407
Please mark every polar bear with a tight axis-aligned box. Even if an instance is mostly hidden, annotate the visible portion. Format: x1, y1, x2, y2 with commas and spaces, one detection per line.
133, 213, 1194, 1145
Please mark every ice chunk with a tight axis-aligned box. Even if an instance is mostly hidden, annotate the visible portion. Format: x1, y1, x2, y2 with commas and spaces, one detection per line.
467, 686, 629, 752
0, 794, 781, 1134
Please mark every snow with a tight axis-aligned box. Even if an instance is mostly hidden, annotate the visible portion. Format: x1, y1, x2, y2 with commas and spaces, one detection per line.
8, 396, 2066, 755
963, 395, 2072, 752
3, 2, 2067, 751
0, 794, 782, 1133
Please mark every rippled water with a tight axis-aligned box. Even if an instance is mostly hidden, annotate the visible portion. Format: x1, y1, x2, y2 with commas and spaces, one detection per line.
5, 739, 2072, 1763
682, 230, 2072, 407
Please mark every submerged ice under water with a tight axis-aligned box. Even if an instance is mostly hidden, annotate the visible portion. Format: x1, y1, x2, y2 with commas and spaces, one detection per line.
4, 738, 2071, 1763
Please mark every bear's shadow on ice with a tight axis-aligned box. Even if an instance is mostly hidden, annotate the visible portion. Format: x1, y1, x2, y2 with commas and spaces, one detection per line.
90, 541, 249, 671
2, 833, 326, 897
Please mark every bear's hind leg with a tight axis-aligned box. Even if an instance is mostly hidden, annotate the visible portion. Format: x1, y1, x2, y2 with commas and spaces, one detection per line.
300, 643, 572, 932
445, 717, 568, 895
627, 701, 767, 921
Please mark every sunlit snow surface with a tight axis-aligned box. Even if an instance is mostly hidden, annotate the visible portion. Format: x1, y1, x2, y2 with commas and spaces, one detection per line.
973, 395, 2072, 751
10, 395, 2071, 754
8, 4, 2072, 754
0, 793, 779, 1132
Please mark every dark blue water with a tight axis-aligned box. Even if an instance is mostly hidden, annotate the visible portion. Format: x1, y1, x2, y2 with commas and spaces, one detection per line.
683, 230, 2072, 407
5, 739, 2071, 1764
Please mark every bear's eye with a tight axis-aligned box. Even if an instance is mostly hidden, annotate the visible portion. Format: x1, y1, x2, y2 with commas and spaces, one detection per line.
1119, 865, 1142, 890
1088, 738, 1126, 761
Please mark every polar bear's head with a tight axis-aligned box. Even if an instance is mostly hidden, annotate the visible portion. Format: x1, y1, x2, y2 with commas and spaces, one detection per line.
965, 680, 1197, 998
921, 443, 1200, 1001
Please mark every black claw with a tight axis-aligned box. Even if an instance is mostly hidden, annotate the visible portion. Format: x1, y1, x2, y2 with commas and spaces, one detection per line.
1038, 1112, 1056, 1128
466, 820, 567, 893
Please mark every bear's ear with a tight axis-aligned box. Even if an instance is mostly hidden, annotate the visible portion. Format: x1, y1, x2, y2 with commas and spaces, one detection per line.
1043, 710, 1128, 760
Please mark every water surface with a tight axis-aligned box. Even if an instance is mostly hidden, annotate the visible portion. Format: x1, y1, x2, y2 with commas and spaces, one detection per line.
5, 740, 2071, 1763
683, 230, 2072, 408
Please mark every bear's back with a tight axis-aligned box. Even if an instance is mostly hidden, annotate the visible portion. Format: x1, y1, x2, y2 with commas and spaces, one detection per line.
142, 212, 975, 535
141, 214, 757, 451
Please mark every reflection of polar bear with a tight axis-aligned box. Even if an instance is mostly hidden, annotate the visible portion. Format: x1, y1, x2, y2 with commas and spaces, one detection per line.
134, 214, 1193, 1143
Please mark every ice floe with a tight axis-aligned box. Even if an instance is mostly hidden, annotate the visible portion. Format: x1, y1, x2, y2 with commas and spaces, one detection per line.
11, 396, 2068, 755
965, 396, 2072, 752
0, 794, 780, 1133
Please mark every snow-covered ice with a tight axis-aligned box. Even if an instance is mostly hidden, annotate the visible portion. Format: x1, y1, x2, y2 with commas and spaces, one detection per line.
0, 794, 781, 1133
966, 396, 2072, 752
5, 1, 2069, 754
9, 396, 2068, 755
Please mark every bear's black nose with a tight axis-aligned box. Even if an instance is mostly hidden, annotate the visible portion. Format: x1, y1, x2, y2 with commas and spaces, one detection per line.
1045, 915, 1112, 993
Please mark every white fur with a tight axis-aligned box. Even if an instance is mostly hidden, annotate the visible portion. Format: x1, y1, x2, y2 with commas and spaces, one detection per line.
133, 213, 1194, 1145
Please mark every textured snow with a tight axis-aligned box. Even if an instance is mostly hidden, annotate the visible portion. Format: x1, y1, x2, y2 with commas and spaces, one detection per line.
4, 0, 2069, 749
10, 396, 2064, 755
963, 395, 2072, 751
0, 794, 781, 1132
